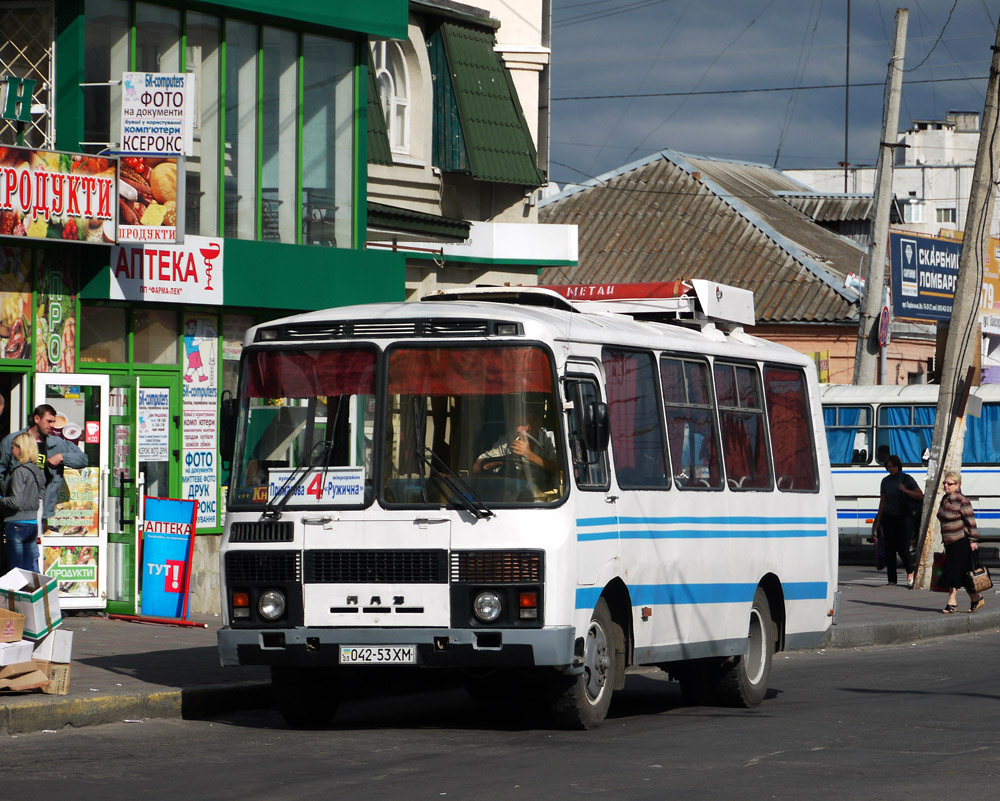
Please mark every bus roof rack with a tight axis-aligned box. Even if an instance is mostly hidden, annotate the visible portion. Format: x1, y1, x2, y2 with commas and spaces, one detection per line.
422, 280, 755, 328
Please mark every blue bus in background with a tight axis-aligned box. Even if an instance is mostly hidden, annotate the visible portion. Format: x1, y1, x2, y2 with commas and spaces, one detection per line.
820, 383, 1000, 562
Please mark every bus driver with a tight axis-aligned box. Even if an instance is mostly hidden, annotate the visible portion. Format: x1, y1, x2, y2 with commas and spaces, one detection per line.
473, 406, 558, 491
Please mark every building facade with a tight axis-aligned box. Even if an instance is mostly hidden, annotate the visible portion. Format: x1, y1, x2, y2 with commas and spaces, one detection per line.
365, 0, 576, 296
0, 0, 409, 615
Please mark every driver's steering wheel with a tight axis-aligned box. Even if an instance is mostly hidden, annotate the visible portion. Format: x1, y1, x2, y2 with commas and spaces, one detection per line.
479, 454, 519, 475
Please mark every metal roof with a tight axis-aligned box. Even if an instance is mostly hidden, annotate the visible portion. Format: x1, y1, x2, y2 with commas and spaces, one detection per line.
775, 192, 902, 224
366, 48, 392, 167
434, 21, 546, 187
538, 150, 865, 324
367, 202, 471, 241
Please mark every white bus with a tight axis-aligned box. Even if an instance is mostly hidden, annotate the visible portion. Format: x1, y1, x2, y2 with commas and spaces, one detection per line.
819, 383, 1000, 558
217, 281, 839, 729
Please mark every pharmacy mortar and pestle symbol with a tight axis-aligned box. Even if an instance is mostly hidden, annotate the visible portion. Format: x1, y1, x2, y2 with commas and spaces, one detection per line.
199, 242, 221, 290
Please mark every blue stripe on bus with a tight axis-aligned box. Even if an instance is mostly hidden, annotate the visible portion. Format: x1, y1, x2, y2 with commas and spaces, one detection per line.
579, 528, 827, 541
577, 515, 828, 542
575, 581, 827, 609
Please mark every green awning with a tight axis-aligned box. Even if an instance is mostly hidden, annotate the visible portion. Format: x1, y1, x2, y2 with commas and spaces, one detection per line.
429, 21, 545, 187
367, 201, 471, 242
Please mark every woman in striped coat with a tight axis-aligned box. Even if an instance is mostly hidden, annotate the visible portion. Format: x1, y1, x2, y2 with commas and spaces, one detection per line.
937, 471, 984, 614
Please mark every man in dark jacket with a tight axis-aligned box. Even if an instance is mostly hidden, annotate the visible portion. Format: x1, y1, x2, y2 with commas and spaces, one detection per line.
0, 404, 90, 530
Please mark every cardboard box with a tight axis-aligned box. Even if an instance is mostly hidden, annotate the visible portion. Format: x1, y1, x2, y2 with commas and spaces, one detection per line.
34, 659, 71, 695
32, 629, 73, 663
0, 607, 25, 642
0, 639, 33, 666
0, 661, 36, 680
0, 568, 62, 641
0, 669, 49, 692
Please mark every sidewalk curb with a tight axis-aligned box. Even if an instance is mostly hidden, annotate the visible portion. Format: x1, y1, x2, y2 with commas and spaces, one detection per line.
822, 610, 1000, 649
1, 681, 272, 736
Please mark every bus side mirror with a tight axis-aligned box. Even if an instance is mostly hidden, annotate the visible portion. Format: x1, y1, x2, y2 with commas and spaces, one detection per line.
583, 401, 610, 453
220, 392, 238, 465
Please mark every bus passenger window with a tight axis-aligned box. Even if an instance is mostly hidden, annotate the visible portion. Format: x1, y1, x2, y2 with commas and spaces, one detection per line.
660, 356, 722, 489
714, 362, 772, 490
602, 349, 668, 489
763, 366, 818, 491
822, 405, 873, 466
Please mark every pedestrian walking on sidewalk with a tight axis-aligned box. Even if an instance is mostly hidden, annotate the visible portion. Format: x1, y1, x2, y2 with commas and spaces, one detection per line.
1, 432, 45, 572
0, 403, 89, 534
874, 454, 922, 588
937, 471, 985, 614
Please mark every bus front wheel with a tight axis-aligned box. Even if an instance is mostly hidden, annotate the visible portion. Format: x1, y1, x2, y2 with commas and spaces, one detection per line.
547, 597, 617, 729
713, 587, 775, 708
272, 665, 339, 727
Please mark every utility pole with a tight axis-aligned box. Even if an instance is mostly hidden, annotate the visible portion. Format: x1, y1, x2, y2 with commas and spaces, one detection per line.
853, 8, 907, 385
914, 17, 1000, 589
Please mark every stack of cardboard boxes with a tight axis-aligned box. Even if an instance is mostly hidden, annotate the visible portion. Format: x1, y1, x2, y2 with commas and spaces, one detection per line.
0, 568, 71, 695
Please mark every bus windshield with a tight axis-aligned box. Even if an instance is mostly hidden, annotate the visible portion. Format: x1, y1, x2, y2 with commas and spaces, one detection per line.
230, 347, 377, 508
382, 345, 566, 507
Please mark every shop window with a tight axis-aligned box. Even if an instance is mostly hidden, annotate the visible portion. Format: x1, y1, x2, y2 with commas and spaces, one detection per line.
222, 313, 255, 398
302, 34, 354, 247
135, 3, 180, 72
79, 306, 127, 364
224, 20, 259, 240
262, 28, 299, 243
133, 308, 178, 365
372, 40, 409, 155
185, 13, 221, 237
82, 0, 129, 151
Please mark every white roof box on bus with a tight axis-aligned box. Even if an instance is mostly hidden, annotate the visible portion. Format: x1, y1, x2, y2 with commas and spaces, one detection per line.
424, 280, 755, 327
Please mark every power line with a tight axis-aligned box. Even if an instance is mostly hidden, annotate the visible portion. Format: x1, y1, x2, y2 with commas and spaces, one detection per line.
553, 74, 988, 101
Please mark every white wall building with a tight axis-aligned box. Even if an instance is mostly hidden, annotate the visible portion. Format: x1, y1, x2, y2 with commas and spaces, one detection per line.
785, 111, 1000, 239
366, 0, 576, 297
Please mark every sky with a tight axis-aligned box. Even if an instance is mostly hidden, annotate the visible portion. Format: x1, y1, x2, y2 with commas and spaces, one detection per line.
547, 0, 1000, 191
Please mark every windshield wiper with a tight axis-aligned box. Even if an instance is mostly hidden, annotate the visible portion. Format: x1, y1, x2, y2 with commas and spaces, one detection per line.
261, 438, 335, 520
416, 446, 494, 520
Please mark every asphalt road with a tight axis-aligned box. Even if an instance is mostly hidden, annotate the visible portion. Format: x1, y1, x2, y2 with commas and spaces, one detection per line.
5, 632, 998, 801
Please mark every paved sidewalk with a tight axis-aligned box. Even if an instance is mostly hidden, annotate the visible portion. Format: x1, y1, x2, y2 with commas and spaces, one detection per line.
2, 566, 998, 735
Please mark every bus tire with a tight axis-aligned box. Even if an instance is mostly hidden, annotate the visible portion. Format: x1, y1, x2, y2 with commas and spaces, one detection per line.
713, 587, 774, 708
548, 597, 616, 729
272, 665, 339, 727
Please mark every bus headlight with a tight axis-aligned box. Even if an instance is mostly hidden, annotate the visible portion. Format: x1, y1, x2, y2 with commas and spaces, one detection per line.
258, 590, 286, 621
473, 590, 502, 623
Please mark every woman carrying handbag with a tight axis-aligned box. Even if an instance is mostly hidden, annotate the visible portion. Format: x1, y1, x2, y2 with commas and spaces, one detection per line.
936, 471, 985, 614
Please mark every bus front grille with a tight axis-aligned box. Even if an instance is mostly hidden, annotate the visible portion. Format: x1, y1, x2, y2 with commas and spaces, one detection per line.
229, 521, 294, 543
226, 551, 301, 583
305, 550, 448, 584
451, 551, 543, 583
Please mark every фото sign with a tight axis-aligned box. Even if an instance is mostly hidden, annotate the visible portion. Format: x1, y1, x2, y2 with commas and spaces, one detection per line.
889, 231, 960, 322
119, 72, 193, 157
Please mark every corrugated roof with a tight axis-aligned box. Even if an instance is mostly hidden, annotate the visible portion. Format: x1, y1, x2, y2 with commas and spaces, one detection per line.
538, 151, 865, 324
436, 20, 545, 187
367, 201, 471, 241
775, 192, 901, 224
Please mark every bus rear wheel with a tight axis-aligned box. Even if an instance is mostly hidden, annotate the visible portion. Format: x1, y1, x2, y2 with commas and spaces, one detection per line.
713, 587, 775, 708
547, 597, 616, 729
272, 665, 339, 727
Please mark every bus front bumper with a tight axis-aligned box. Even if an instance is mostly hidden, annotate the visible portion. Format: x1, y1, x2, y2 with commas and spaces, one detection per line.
218, 625, 578, 671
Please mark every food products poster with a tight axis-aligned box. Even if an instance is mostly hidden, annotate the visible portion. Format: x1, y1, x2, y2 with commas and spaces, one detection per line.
118, 156, 180, 243
48, 466, 99, 536
0, 246, 32, 361
43, 544, 99, 598
0, 145, 116, 245
35, 252, 77, 372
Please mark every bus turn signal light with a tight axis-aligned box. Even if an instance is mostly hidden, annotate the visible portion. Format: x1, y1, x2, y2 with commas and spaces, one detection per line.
519, 591, 538, 619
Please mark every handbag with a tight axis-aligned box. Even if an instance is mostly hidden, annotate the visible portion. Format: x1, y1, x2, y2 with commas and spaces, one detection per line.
931, 551, 949, 592
874, 530, 886, 571
966, 552, 993, 594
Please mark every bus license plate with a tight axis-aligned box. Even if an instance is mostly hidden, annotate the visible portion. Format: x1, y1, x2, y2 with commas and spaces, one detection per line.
339, 645, 416, 665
